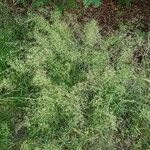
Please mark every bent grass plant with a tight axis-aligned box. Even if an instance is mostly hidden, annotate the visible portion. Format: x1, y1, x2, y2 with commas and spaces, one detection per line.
0, 6, 150, 150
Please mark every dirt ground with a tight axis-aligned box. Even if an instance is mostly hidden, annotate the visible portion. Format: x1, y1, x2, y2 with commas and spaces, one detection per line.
78, 0, 150, 32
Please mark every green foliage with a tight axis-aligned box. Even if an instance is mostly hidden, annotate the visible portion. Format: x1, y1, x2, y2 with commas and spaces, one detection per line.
0, 123, 11, 149
12, 0, 77, 9
117, 0, 133, 5
32, 0, 49, 7
83, 0, 102, 7
0, 5, 149, 150
7, 0, 133, 9
83, 0, 133, 7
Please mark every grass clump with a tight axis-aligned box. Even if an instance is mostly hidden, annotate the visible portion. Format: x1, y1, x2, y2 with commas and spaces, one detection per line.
0, 8, 150, 150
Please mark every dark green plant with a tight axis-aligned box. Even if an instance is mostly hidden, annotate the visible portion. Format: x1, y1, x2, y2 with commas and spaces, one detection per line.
117, 0, 133, 5
32, 0, 49, 7
12, 0, 77, 9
